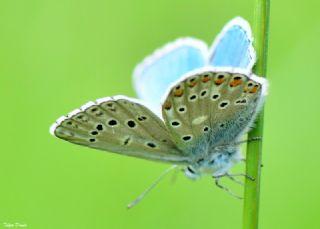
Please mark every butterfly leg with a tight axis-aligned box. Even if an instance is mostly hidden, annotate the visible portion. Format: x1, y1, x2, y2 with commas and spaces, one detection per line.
213, 176, 243, 199
226, 173, 244, 186
246, 136, 262, 142
227, 173, 255, 181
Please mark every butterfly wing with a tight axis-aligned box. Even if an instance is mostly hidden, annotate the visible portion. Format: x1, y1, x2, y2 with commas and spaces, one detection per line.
50, 96, 188, 163
133, 38, 208, 114
161, 67, 268, 152
208, 17, 256, 70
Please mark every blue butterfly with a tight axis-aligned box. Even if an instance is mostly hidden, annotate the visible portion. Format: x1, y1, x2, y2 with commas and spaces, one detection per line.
50, 17, 268, 207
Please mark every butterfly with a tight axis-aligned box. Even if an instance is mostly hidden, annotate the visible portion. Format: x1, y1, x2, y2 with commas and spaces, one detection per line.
50, 17, 268, 206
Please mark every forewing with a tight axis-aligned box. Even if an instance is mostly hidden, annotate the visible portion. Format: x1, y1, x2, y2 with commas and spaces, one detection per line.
133, 38, 207, 114
50, 96, 187, 163
161, 67, 268, 151
208, 17, 256, 70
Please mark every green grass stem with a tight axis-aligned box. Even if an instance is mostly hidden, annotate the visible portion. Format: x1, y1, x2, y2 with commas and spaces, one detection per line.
242, 0, 270, 229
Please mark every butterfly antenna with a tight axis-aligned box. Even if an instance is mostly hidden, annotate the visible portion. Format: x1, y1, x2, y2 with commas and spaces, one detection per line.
170, 166, 181, 185
127, 165, 177, 209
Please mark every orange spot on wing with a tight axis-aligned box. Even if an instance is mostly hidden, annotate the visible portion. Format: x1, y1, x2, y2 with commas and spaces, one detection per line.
174, 89, 184, 97
164, 101, 172, 110
249, 85, 259, 93
214, 79, 225, 85
230, 79, 243, 87
201, 75, 210, 83
188, 79, 197, 87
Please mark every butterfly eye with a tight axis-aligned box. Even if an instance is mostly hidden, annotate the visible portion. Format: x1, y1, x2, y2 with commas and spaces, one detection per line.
187, 166, 196, 174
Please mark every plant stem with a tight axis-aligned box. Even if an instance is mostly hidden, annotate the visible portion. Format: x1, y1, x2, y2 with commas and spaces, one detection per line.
242, 0, 270, 229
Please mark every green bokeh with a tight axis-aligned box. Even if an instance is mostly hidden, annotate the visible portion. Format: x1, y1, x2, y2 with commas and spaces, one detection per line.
1, 0, 319, 228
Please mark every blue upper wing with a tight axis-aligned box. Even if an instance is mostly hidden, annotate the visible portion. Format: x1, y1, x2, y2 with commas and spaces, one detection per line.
133, 38, 207, 114
208, 17, 256, 69
133, 17, 256, 114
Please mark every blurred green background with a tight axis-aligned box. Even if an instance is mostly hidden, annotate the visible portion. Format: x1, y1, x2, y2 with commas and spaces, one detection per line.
1, 0, 320, 228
